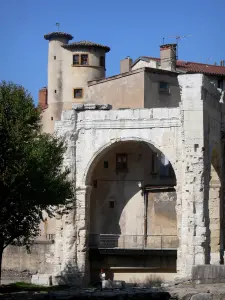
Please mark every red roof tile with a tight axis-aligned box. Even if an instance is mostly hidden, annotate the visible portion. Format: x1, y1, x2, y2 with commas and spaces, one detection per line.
141, 56, 225, 76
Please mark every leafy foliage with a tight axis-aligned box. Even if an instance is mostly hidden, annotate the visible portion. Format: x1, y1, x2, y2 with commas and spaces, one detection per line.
0, 81, 73, 252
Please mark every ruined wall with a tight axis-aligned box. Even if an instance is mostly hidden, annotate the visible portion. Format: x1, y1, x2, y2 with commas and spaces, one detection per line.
2, 242, 55, 274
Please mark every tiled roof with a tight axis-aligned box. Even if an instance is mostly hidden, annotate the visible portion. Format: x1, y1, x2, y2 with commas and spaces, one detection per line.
62, 40, 110, 52
44, 32, 73, 41
140, 56, 225, 76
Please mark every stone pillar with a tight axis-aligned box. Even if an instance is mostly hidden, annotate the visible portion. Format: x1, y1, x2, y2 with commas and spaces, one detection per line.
75, 186, 92, 285
178, 154, 207, 277
209, 181, 221, 264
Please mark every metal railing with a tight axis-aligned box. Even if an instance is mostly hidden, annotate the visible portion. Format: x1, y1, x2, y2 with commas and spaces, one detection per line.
89, 234, 178, 250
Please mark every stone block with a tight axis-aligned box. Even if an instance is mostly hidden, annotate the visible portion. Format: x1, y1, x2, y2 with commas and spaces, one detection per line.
72, 103, 84, 111
192, 265, 225, 284
96, 104, 112, 110
31, 274, 52, 286
83, 103, 97, 110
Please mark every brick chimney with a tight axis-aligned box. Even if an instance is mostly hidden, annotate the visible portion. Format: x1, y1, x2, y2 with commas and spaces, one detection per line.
160, 44, 177, 71
120, 57, 133, 73
38, 87, 48, 110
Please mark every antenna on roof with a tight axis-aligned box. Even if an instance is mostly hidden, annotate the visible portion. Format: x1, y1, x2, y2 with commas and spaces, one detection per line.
56, 22, 60, 32
162, 35, 192, 59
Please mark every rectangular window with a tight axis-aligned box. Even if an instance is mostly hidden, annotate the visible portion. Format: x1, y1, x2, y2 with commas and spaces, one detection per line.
159, 81, 170, 94
116, 154, 128, 171
100, 56, 105, 68
151, 152, 158, 174
109, 200, 115, 208
74, 88, 83, 98
81, 54, 88, 65
218, 79, 223, 90
104, 161, 108, 168
73, 54, 79, 65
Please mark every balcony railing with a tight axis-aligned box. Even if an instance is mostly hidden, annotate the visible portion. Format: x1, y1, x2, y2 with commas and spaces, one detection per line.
89, 234, 178, 250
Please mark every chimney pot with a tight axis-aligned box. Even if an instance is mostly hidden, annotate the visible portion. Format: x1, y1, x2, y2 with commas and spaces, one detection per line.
120, 57, 133, 73
160, 44, 177, 71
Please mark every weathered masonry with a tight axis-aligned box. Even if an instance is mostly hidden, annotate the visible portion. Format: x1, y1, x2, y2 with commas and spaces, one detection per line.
4, 31, 225, 286
28, 73, 225, 285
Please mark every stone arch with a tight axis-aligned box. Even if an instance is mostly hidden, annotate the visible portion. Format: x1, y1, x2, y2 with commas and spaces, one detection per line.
83, 136, 178, 187
83, 137, 179, 282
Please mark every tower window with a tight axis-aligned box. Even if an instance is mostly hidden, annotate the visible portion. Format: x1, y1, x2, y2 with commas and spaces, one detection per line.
54, 56, 56, 60
51, 116, 53, 120
74, 88, 83, 99
73, 54, 80, 65
116, 154, 128, 171
100, 56, 105, 68
104, 161, 108, 168
81, 54, 88, 65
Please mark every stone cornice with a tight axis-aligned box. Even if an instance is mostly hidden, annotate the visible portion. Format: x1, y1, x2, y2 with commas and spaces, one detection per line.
76, 119, 181, 129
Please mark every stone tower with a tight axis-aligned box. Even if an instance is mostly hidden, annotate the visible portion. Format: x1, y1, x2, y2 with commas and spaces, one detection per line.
41, 32, 110, 133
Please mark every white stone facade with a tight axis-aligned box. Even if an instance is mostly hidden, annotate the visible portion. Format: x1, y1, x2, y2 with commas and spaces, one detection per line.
32, 73, 225, 286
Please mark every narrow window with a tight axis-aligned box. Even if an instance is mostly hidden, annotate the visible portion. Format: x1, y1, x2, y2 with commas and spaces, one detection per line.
81, 54, 88, 65
54, 56, 56, 60
218, 79, 223, 90
93, 180, 97, 188
151, 152, 158, 174
73, 54, 80, 65
100, 56, 105, 68
104, 161, 108, 168
116, 154, 128, 171
51, 116, 53, 120
54, 90, 57, 93
74, 88, 83, 99
109, 200, 115, 208
159, 81, 170, 94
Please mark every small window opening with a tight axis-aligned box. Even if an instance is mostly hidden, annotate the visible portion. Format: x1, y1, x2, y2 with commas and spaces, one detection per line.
194, 144, 199, 152
81, 54, 88, 65
93, 180, 97, 188
54, 56, 56, 60
218, 79, 223, 90
51, 116, 53, 120
151, 152, 158, 174
74, 88, 83, 98
109, 200, 115, 208
159, 81, 170, 94
54, 90, 57, 93
73, 54, 80, 65
100, 56, 105, 68
116, 154, 128, 171
104, 161, 108, 168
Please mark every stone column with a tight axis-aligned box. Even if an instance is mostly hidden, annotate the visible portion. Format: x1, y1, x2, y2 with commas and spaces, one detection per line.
75, 186, 92, 285
178, 154, 207, 278
209, 181, 221, 264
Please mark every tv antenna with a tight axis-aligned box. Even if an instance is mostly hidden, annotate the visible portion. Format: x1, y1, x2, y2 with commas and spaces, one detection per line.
56, 22, 60, 31
162, 35, 192, 59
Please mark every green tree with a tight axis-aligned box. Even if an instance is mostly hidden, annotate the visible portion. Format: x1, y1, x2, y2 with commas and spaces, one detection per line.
0, 81, 73, 282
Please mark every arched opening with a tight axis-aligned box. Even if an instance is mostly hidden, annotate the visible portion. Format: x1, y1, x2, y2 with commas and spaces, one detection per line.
86, 140, 178, 283
208, 146, 223, 264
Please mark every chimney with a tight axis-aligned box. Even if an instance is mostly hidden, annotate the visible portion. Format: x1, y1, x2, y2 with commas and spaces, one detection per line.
220, 60, 223, 66
38, 87, 48, 110
160, 44, 177, 71
120, 56, 133, 73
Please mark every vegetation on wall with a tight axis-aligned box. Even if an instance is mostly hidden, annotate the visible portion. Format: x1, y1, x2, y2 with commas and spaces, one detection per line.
0, 81, 73, 283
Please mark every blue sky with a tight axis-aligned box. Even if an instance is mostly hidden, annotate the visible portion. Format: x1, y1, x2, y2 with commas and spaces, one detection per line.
0, 0, 225, 104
